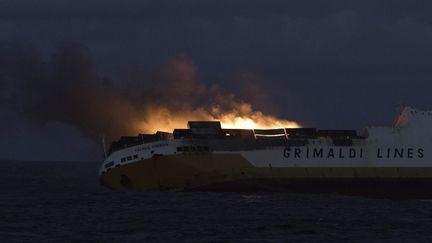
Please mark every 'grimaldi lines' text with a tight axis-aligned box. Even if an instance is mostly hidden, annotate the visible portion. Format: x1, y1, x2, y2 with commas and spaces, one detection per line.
283, 147, 425, 159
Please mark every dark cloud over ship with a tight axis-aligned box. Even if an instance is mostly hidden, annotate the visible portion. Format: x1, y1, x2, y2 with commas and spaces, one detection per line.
1, 0, 432, 160
0, 42, 293, 152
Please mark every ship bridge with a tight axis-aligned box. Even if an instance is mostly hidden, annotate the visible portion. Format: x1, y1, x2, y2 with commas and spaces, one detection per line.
394, 107, 432, 129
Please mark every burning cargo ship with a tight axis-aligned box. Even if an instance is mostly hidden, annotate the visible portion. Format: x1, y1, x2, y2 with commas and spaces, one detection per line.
99, 107, 432, 197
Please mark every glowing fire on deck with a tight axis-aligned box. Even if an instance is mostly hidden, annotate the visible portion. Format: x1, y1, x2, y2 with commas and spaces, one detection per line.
138, 103, 300, 133
219, 115, 300, 130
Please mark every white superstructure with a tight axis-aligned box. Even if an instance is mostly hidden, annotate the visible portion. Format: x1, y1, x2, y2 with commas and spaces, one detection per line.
100, 107, 432, 175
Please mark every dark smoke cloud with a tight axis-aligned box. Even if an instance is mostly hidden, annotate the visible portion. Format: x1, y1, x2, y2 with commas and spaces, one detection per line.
236, 72, 277, 114
0, 42, 281, 143
1, 42, 137, 141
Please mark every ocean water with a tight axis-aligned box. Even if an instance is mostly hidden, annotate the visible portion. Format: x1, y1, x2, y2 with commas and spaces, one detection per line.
1, 161, 432, 242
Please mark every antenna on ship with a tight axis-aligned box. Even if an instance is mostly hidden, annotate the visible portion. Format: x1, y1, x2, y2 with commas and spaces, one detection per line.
397, 101, 404, 114
392, 102, 405, 131
101, 135, 107, 159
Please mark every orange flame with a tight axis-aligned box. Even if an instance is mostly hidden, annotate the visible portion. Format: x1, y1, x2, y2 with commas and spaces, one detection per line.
137, 103, 300, 133
218, 113, 300, 130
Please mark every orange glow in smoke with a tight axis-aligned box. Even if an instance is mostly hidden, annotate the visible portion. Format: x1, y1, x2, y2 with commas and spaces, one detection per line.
138, 103, 300, 133
219, 115, 300, 130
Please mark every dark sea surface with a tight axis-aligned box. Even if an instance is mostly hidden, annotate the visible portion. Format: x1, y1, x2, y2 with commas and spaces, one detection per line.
2, 161, 432, 242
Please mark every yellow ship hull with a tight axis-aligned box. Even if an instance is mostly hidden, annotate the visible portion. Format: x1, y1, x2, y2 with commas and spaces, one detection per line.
100, 153, 432, 197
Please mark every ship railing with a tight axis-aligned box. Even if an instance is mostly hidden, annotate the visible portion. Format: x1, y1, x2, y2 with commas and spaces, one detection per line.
253, 129, 287, 140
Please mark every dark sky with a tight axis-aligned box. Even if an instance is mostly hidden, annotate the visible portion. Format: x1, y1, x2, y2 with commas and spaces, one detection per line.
1, 0, 432, 161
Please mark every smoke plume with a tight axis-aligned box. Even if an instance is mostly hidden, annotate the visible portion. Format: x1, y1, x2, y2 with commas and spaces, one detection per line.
0, 42, 299, 143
